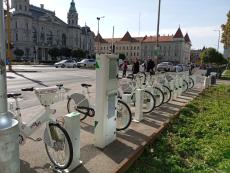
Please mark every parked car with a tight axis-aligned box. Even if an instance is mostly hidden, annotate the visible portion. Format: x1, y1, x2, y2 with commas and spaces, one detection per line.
77, 59, 96, 68
54, 60, 77, 68
177, 64, 189, 71
157, 62, 174, 72
174, 65, 183, 72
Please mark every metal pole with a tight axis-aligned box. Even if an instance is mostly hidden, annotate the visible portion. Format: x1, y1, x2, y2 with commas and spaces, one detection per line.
96, 16, 104, 54
156, 0, 161, 65
0, 1, 20, 172
214, 29, 220, 51
217, 30, 220, 51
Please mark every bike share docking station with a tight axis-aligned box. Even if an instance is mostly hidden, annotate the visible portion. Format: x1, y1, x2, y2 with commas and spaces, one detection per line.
94, 54, 118, 149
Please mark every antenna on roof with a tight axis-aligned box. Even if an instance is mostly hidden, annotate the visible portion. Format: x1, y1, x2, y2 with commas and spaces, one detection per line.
112, 26, 115, 53
138, 12, 141, 36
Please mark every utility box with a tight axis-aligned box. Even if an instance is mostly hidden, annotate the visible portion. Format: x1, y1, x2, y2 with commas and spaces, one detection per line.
63, 112, 81, 172
94, 54, 118, 149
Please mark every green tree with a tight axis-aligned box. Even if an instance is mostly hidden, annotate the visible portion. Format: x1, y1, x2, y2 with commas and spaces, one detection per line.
48, 48, 60, 60
71, 49, 86, 60
119, 53, 126, 60
200, 47, 227, 65
60, 47, 72, 58
13, 48, 24, 59
221, 11, 230, 48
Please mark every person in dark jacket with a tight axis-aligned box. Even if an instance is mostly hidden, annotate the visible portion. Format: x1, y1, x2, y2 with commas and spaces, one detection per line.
122, 60, 128, 77
146, 57, 155, 75
132, 58, 140, 74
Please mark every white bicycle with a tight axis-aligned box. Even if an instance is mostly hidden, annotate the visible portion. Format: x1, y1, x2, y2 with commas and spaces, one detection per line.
8, 85, 73, 170
67, 83, 132, 131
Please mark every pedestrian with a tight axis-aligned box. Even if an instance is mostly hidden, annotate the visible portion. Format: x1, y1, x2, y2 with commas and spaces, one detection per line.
146, 57, 155, 75
143, 58, 148, 72
132, 58, 140, 74
122, 60, 128, 77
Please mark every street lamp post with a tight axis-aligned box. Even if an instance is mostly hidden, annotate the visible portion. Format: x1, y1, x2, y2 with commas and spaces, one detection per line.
214, 29, 220, 51
0, 0, 20, 172
96, 16, 105, 54
155, 0, 161, 66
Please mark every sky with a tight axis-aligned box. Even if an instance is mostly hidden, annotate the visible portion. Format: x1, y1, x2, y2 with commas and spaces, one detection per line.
29, 0, 230, 53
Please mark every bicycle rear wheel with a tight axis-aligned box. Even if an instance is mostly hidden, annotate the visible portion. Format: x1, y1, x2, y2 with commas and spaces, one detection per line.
45, 123, 73, 170
116, 100, 132, 131
67, 93, 89, 121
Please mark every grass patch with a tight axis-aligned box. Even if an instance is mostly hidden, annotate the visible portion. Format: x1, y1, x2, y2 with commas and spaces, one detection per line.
221, 70, 230, 80
127, 85, 230, 173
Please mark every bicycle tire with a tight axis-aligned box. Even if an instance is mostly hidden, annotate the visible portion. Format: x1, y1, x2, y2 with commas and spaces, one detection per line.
188, 77, 194, 89
131, 90, 156, 114
45, 123, 73, 170
162, 85, 172, 103
152, 87, 164, 107
143, 90, 156, 114
116, 100, 132, 131
67, 97, 88, 121
182, 80, 189, 92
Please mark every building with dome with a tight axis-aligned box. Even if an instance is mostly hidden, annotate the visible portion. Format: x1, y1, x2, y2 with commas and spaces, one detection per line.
8, 0, 95, 62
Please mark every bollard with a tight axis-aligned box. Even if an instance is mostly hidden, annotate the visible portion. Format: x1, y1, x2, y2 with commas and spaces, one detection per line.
133, 89, 144, 122
63, 112, 81, 172
0, 114, 20, 173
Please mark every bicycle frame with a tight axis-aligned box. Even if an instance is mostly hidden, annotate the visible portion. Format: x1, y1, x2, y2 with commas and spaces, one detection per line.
10, 97, 56, 145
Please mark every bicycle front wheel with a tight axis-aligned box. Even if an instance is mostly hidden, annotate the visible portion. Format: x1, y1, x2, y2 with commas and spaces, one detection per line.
182, 80, 189, 92
143, 90, 156, 114
188, 77, 195, 89
162, 85, 172, 103
116, 100, 132, 131
152, 87, 164, 107
45, 123, 73, 170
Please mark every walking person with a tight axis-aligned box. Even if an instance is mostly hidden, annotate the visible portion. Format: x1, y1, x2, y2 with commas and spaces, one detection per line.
146, 57, 155, 75
122, 60, 128, 78
132, 58, 140, 75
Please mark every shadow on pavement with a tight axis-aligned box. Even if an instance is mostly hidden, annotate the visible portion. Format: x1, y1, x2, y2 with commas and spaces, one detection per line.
20, 160, 50, 173
13, 71, 48, 87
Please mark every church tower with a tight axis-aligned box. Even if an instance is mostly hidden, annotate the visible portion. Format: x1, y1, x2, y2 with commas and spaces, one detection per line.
67, 0, 79, 27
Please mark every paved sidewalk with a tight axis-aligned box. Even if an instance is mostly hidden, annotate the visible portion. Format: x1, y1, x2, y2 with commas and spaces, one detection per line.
19, 83, 203, 173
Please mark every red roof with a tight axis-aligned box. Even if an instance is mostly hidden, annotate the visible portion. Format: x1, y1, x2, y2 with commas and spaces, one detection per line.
173, 27, 184, 38
142, 35, 174, 43
120, 31, 138, 42
184, 33, 191, 43
95, 33, 108, 43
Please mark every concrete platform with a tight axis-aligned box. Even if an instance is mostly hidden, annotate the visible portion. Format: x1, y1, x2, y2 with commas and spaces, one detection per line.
19, 84, 203, 173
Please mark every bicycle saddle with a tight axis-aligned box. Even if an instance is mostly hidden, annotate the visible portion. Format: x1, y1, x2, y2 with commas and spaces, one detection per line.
81, 83, 92, 88
7, 93, 21, 98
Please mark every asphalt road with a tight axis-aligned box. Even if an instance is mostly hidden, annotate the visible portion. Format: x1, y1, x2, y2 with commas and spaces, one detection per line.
7, 65, 96, 109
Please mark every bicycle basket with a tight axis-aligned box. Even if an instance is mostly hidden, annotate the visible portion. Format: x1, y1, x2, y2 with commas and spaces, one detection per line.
35, 86, 65, 106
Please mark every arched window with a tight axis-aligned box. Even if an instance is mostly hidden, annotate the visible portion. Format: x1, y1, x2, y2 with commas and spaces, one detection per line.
62, 33, 66, 46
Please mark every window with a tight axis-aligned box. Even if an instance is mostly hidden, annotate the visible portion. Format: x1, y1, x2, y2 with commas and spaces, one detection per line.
137, 52, 139, 56
16, 33, 18, 41
19, 5, 22, 10
134, 46, 136, 50
137, 46, 139, 50
62, 34, 66, 46
134, 52, 136, 56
